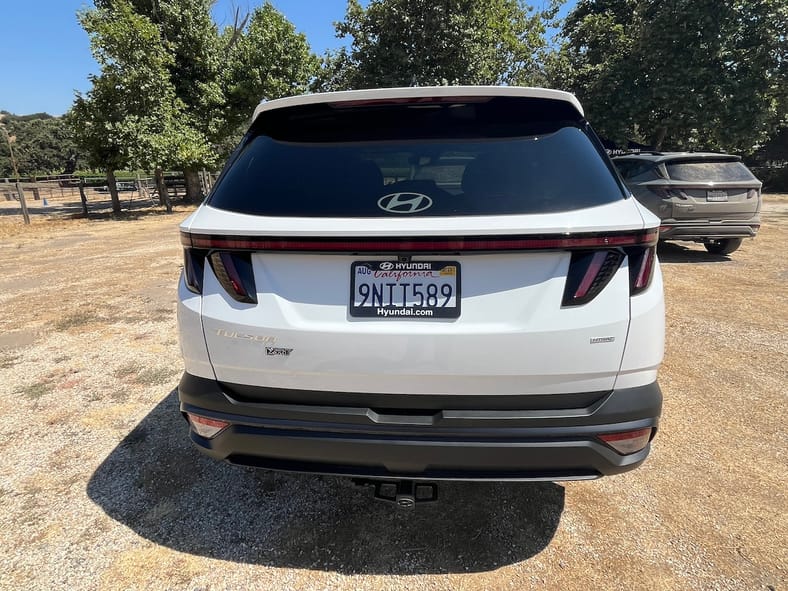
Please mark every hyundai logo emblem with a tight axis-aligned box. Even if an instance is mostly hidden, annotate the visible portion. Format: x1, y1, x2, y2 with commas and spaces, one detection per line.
377, 192, 433, 214
379, 262, 394, 270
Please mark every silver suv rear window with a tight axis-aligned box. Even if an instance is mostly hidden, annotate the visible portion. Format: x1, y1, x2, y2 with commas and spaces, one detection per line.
208, 97, 625, 217
666, 161, 756, 182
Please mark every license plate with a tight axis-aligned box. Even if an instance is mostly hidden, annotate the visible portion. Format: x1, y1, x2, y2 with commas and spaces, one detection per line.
707, 190, 728, 202
350, 261, 460, 319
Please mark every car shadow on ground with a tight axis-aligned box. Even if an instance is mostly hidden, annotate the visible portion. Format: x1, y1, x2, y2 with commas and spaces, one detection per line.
87, 389, 565, 574
656, 241, 733, 264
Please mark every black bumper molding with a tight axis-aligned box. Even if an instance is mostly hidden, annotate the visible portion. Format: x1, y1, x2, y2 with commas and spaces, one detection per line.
178, 373, 662, 481
659, 223, 758, 240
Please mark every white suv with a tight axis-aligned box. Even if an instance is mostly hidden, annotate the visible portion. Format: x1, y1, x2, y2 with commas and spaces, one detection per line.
177, 86, 664, 481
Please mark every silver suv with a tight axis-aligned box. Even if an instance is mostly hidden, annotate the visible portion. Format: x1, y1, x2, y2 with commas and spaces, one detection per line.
613, 152, 762, 254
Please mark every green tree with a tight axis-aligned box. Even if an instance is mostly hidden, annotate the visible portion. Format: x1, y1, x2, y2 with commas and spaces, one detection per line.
314, 0, 562, 91
92, 0, 222, 202
0, 114, 83, 178
94, 0, 317, 202
71, 0, 205, 214
553, 0, 787, 152
220, 4, 318, 141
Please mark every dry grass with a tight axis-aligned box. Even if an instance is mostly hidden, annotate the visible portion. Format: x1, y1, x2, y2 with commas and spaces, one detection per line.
14, 380, 53, 401
53, 310, 102, 331
0, 195, 785, 590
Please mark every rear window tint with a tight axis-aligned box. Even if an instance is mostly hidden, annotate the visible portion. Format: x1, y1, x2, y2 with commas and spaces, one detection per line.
666, 161, 755, 182
614, 159, 657, 180
208, 97, 625, 217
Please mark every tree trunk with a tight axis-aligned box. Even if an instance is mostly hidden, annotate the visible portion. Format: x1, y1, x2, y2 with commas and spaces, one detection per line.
155, 168, 172, 213
652, 126, 668, 151
182, 168, 203, 204
106, 168, 121, 214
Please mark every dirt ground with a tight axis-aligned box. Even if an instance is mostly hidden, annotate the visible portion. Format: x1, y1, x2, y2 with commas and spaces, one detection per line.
0, 195, 785, 591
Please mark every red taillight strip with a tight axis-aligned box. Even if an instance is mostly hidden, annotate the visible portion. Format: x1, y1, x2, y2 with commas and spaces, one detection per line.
181, 229, 658, 252
216, 252, 247, 297
633, 247, 656, 290
574, 251, 608, 299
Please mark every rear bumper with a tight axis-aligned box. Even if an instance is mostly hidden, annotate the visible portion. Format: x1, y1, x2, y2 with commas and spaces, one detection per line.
658, 221, 759, 241
178, 373, 662, 481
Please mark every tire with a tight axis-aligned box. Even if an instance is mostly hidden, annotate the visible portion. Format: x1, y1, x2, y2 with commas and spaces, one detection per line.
704, 238, 743, 255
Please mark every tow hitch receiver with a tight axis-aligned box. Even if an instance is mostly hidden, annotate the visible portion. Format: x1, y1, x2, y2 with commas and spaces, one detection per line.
354, 479, 438, 508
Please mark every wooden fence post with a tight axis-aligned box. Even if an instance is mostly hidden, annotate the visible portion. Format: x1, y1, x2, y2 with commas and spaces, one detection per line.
16, 182, 30, 225
78, 179, 89, 217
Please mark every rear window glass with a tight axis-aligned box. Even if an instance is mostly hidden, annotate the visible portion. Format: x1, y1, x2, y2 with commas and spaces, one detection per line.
614, 159, 657, 180
666, 161, 755, 182
208, 97, 625, 217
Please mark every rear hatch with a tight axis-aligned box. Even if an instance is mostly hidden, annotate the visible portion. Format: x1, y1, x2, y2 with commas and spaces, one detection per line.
182, 95, 655, 396
661, 157, 761, 221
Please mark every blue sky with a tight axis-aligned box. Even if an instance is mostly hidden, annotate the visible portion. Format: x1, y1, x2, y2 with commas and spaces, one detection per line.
0, 0, 573, 116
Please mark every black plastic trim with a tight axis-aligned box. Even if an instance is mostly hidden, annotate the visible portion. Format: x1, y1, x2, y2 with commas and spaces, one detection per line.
219, 378, 608, 411
659, 224, 759, 240
178, 373, 661, 480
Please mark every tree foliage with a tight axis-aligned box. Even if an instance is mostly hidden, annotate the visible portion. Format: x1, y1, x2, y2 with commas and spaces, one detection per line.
70, 1, 220, 211
220, 4, 318, 140
71, 1, 173, 166
0, 113, 82, 177
86, 0, 317, 201
552, 0, 788, 152
314, 0, 562, 91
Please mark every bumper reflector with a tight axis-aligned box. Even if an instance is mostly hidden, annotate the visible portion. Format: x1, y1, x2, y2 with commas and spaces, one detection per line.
187, 413, 230, 439
598, 427, 653, 455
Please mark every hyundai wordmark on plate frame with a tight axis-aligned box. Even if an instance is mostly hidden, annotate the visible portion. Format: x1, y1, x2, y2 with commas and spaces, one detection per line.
177, 86, 664, 485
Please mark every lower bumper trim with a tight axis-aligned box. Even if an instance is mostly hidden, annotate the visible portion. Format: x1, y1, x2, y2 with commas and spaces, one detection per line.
226, 454, 602, 482
659, 224, 758, 240
178, 373, 661, 480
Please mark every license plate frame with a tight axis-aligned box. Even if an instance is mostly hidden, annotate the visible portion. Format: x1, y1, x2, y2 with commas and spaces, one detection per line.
706, 190, 728, 202
350, 261, 461, 319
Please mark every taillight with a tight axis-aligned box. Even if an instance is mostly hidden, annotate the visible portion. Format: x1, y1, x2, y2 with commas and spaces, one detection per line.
625, 245, 656, 295
187, 413, 230, 439
183, 248, 207, 294
562, 250, 624, 306
655, 188, 686, 200
747, 189, 759, 199
598, 427, 653, 455
179, 229, 658, 252
208, 251, 257, 304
